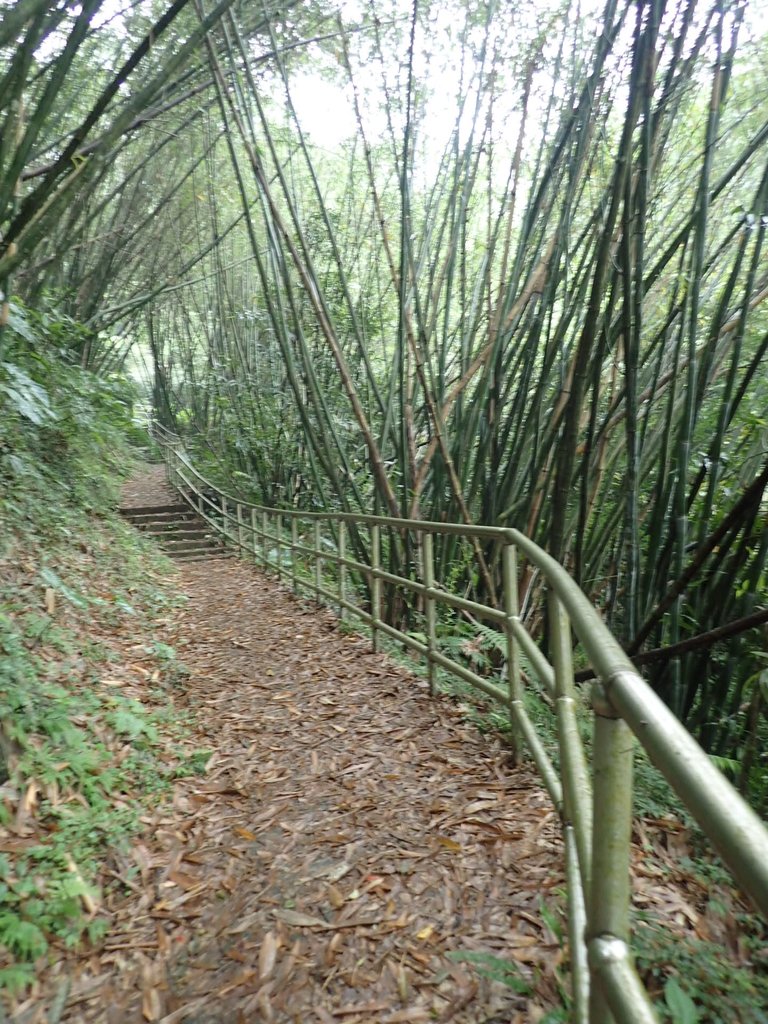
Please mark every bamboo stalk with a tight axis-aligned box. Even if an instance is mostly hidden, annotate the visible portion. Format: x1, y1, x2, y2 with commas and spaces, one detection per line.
314, 521, 322, 603
291, 517, 298, 593
371, 524, 381, 653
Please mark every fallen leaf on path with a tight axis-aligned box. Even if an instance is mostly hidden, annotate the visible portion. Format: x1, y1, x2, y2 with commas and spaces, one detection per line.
435, 837, 462, 852
274, 909, 328, 928
259, 930, 278, 979
332, 1002, 392, 1016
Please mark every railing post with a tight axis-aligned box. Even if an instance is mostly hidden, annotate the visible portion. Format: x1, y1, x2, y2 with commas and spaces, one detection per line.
221, 495, 229, 544
422, 532, 436, 695
338, 522, 347, 622
314, 521, 322, 603
261, 510, 268, 568
275, 513, 282, 579
502, 542, 523, 760
550, 592, 593, 895
370, 524, 381, 653
588, 685, 656, 1024
550, 592, 593, 1020
236, 503, 244, 551
565, 825, 590, 1024
291, 517, 298, 593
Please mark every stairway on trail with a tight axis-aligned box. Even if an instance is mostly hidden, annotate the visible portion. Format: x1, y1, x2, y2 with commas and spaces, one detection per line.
119, 503, 230, 562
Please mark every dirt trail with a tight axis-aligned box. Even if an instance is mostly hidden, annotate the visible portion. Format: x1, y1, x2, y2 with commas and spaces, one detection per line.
16, 466, 756, 1023
37, 467, 567, 1023
120, 464, 179, 508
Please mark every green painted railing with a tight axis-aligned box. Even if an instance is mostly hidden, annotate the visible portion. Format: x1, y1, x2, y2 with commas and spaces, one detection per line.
154, 425, 768, 1024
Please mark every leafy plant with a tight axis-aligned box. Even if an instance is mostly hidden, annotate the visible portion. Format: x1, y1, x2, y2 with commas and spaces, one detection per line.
0, 916, 47, 961
634, 912, 768, 1024
446, 949, 531, 994
664, 977, 700, 1024
174, 749, 213, 778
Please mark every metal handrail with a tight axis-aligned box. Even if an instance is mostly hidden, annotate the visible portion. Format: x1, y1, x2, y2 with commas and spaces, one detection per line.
153, 423, 768, 1024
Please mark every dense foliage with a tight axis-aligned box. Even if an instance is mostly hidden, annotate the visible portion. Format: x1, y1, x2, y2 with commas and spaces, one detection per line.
0, 301, 192, 992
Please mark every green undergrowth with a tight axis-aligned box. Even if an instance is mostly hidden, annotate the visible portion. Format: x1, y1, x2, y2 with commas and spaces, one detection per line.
0, 302, 197, 996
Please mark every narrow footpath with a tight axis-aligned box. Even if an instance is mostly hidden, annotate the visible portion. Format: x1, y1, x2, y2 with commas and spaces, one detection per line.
61, 467, 565, 1022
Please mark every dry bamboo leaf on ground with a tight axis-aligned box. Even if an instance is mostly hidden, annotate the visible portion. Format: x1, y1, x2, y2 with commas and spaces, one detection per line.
12, 466, 754, 1024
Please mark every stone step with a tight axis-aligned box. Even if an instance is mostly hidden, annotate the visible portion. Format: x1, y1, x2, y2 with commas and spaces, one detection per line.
121, 502, 230, 560
124, 511, 198, 526
144, 527, 216, 540
160, 538, 225, 553
139, 519, 211, 532
129, 513, 198, 526
173, 549, 234, 562
120, 503, 190, 518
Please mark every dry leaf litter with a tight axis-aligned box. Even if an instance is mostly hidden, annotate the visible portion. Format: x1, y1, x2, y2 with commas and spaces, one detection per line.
7, 467, 760, 1023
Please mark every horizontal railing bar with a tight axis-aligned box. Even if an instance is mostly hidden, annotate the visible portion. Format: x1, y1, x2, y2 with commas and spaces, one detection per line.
430, 649, 510, 705
345, 599, 372, 624
291, 543, 509, 630
373, 566, 427, 595
427, 587, 507, 625
170, 448, 515, 541
176, 498, 229, 541
334, 552, 373, 576
273, 580, 362, 623
301, 557, 505, 626
509, 700, 563, 807
290, 540, 321, 559
312, 582, 339, 606
187, 491, 221, 515
375, 618, 429, 657
293, 552, 368, 597
296, 551, 510, 635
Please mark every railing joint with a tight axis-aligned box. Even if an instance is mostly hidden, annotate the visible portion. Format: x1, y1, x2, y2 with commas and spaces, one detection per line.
591, 680, 620, 719
593, 667, 642, 719
587, 934, 629, 968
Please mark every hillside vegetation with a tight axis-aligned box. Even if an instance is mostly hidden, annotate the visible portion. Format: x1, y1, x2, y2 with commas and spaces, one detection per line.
0, 304, 195, 994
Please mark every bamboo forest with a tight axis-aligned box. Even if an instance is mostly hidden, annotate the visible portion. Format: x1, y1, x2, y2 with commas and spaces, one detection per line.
1, 0, 767, 1021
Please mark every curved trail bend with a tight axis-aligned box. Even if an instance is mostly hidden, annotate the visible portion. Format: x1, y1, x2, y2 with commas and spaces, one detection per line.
76, 466, 563, 1023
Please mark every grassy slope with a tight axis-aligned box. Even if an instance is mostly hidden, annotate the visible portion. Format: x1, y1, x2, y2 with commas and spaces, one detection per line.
0, 500, 194, 991
0, 307, 199, 996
